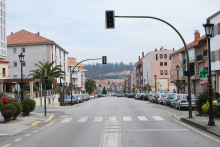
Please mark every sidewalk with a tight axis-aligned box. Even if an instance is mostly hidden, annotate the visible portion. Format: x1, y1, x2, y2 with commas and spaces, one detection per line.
0, 112, 54, 136
175, 112, 220, 137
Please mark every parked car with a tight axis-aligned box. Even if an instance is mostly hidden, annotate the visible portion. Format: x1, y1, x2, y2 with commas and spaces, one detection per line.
128, 93, 135, 98
157, 93, 164, 104
149, 93, 155, 102
90, 95, 94, 99
175, 94, 197, 110
81, 94, 88, 101
162, 93, 171, 105
153, 93, 160, 103
166, 93, 177, 106
1, 93, 15, 104
135, 93, 140, 99
97, 94, 102, 97
117, 93, 122, 97
76, 94, 83, 103
95, 94, 98, 97
139, 93, 148, 100
170, 94, 183, 108
65, 95, 75, 105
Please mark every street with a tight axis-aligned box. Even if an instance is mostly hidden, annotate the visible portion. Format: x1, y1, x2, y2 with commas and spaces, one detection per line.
1, 97, 220, 147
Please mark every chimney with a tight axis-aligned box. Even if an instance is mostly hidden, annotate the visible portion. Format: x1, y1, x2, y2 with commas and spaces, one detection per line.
142, 52, 144, 58
155, 48, 157, 51
173, 48, 175, 51
194, 30, 200, 41
11, 32, 13, 35
139, 56, 140, 61
36, 32, 40, 36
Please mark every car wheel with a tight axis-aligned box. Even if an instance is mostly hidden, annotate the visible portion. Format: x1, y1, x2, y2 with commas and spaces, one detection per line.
170, 103, 172, 107
179, 105, 182, 111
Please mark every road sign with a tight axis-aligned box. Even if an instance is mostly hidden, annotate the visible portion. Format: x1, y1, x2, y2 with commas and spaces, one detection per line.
200, 68, 208, 78
15, 83, 20, 92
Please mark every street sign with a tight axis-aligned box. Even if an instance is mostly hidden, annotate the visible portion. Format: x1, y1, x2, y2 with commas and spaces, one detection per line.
200, 68, 208, 78
15, 83, 20, 92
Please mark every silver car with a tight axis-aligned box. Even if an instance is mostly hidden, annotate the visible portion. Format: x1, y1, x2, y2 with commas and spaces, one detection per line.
170, 94, 183, 108
175, 94, 197, 110
90, 95, 94, 99
162, 93, 171, 105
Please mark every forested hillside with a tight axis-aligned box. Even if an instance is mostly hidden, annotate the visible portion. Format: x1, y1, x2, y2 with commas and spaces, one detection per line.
84, 62, 134, 79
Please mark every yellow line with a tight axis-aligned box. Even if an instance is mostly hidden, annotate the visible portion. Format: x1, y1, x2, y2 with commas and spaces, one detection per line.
32, 114, 55, 127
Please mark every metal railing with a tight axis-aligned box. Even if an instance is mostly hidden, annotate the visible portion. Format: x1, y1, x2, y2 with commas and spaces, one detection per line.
197, 54, 203, 61
203, 50, 207, 56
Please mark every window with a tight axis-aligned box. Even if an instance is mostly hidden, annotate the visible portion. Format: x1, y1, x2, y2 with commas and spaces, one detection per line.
160, 62, 163, 66
211, 51, 216, 62
14, 61, 17, 67
4, 50, 5, 55
160, 70, 163, 75
22, 48, 25, 52
2, 68, 5, 77
218, 23, 220, 34
23, 61, 26, 66
156, 54, 158, 60
164, 62, 167, 66
170, 70, 171, 75
13, 48, 17, 53
165, 70, 168, 75
164, 54, 167, 58
160, 54, 163, 58
170, 56, 171, 60
23, 75, 26, 78
14, 75, 17, 79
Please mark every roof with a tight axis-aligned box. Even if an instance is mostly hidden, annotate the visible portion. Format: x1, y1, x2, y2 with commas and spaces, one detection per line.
81, 67, 87, 71
68, 62, 84, 66
0, 60, 9, 63
68, 57, 76, 59
207, 10, 220, 20
99, 82, 106, 86
7, 30, 69, 54
7, 30, 53, 45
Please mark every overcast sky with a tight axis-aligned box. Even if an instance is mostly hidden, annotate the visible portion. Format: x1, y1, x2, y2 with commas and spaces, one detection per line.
6, 0, 220, 64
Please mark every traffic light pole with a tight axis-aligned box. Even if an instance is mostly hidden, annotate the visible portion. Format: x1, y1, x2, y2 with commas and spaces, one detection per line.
113, 15, 192, 118
70, 58, 103, 106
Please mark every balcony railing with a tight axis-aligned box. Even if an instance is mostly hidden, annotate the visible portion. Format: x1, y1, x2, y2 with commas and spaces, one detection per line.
197, 54, 203, 61
203, 50, 207, 56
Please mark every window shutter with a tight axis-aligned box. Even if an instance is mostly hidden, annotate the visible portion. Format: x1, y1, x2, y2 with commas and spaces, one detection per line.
156, 54, 158, 60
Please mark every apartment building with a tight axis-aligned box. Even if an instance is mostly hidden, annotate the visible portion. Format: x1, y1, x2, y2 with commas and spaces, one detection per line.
208, 10, 220, 92
7, 30, 69, 84
68, 57, 87, 94
170, 30, 208, 94
0, 0, 8, 92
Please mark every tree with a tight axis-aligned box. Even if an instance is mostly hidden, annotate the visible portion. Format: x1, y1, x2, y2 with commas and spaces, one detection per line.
136, 86, 143, 93
85, 79, 97, 94
102, 86, 107, 94
143, 83, 152, 92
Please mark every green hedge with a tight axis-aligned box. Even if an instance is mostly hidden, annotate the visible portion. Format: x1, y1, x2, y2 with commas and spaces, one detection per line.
7, 98, 18, 104
1, 104, 17, 116
10, 102, 23, 120
196, 94, 208, 114
21, 99, 36, 112
22, 104, 30, 116
2, 110, 14, 122
0, 101, 3, 110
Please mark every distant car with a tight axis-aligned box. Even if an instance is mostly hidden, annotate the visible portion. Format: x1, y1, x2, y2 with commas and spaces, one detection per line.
95, 94, 98, 97
128, 93, 135, 98
97, 94, 102, 97
117, 93, 122, 97
90, 95, 94, 99
1, 93, 15, 104
139, 93, 147, 100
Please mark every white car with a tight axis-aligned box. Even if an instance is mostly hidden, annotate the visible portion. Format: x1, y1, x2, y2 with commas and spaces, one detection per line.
90, 95, 94, 99
170, 94, 183, 108
175, 94, 197, 110
162, 93, 171, 105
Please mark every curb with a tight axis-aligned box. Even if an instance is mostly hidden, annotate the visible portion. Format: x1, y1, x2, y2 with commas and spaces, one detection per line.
37, 105, 77, 109
32, 114, 55, 127
180, 117, 220, 138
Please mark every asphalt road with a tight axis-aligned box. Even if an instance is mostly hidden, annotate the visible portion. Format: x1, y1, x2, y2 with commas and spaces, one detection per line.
1, 97, 220, 147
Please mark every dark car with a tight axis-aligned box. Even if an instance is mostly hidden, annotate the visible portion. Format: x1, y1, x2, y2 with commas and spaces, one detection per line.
139, 93, 148, 100
128, 93, 135, 98
117, 93, 122, 97
1, 93, 15, 104
97, 94, 102, 97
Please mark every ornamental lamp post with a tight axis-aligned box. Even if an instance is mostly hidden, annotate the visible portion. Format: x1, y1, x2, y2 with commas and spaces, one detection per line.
18, 52, 25, 101
176, 64, 180, 93
154, 75, 157, 93
203, 19, 215, 126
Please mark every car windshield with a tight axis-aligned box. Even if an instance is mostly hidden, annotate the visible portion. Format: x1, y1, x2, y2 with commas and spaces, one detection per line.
4, 94, 14, 98
183, 94, 196, 99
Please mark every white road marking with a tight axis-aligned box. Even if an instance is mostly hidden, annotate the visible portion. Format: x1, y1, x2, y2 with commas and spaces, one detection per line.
24, 134, 31, 137
106, 121, 119, 125
123, 116, 132, 121
109, 117, 117, 121
46, 122, 54, 126
101, 133, 119, 147
152, 116, 164, 121
33, 130, 38, 133
77, 117, 88, 122
105, 126, 120, 129
104, 129, 120, 132
138, 116, 148, 121
3, 144, 11, 147
14, 138, 23, 142
40, 127, 45, 129
94, 117, 103, 122
125, 129, 189, 132
174, 119, 220, 144
0, 134, 9, 136
61, 118, 73, 123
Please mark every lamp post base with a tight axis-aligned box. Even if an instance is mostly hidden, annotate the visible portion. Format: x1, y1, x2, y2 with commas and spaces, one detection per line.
208, 121, 215, 126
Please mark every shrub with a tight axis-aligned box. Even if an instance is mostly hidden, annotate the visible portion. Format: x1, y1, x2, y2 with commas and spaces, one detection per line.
1, 104, 17, 116
22, 104, 30, 116
0, 101, 3, 110
0, 92, 3, 97
10, 102, 23, 120
21, 99, 36, 112
2, 110, 14, 123
196, 94, 208, 114
7, 98, 18, 104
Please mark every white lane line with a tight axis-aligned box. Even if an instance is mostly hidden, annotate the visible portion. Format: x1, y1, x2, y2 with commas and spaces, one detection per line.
138, 116, 148, 121
125, 129, 189, 132
109, 117, 117, 122
152, 116, 164, 121
33, 130, 38, 133
40, 127, 45, 129
24, 134, 31, 137
61, 118, 73, 123
94, 117, 103, 122
46, 122, 54, 126
174, 119, 220, 144
77, 117, 88, 122
14, 138, 23, 142
105, 126, 120, 129
104, 129, 120, 132
3, 144, 11, 147
123, 116, 132, 121
102, 133, 119, 147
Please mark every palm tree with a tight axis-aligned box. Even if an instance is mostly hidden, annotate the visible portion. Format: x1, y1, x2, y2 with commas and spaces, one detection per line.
28, 60, 65, 79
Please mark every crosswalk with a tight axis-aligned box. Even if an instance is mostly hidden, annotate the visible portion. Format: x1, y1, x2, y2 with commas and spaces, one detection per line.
61, 116, 164, 123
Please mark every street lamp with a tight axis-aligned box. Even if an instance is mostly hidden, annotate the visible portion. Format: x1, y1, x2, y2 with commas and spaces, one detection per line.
176, 64, 180, 93
154, 75, 157, 93
144, 79, 146, 86
18, 52, 25, 101
203, 19, 215, 126
59, 73, 62, 87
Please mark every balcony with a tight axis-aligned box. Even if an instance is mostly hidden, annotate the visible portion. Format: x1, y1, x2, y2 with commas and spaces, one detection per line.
203, 50, 207, 56
197, 54, 205, 63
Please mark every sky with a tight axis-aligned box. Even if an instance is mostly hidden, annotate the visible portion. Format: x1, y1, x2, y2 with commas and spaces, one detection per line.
6, 0, 220, 65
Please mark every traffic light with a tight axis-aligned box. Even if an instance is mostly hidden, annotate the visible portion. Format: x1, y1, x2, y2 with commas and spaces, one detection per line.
36, 81, 39, 87
190, 63, 195, 76
45, 77, 48, 83
105, 10, 115, 29
102, 56, 107, 64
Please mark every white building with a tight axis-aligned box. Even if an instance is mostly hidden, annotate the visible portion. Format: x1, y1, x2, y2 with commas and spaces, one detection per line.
7, 30, 69, 84
208, 10, 220, 92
